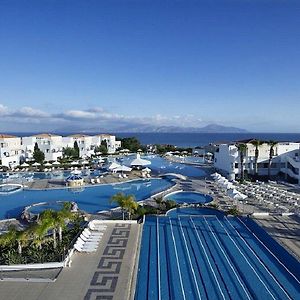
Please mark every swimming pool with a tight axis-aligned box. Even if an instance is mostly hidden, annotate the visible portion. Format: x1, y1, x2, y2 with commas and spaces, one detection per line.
164, 191, 213, 204
0, 169, 105, 183
135, 214, 300, 299
120, 155, 207, 178
0, 178, 174, 219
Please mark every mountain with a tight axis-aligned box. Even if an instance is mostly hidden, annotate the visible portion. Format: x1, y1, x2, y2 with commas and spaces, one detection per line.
53, 123, 247, 134
113, 123, 247, 133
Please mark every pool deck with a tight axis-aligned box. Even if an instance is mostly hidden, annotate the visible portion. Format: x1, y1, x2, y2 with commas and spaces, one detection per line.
0, 221, 141, 300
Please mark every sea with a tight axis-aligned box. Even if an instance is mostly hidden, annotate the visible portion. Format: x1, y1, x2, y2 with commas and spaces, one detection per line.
9, 132, 300, 148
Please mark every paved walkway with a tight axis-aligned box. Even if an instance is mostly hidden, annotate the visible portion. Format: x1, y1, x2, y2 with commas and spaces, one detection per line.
0, 222, 141, 300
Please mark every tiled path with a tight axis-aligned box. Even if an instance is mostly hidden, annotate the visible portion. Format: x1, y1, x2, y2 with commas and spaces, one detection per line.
0, 222, 140, 300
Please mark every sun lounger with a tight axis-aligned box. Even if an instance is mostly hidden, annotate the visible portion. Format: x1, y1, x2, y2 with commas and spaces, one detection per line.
74, 244, 97, 253
81, 231, 103, 241
88, 223, 107, 231
79, 234, 101, 243
96, 178, 101, 183
83, 228, 104, 236
91, 178, 95, 184
77, 237, 99, 246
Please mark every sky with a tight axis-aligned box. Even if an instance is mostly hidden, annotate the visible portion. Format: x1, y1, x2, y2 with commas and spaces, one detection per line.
0, 0, 299, 133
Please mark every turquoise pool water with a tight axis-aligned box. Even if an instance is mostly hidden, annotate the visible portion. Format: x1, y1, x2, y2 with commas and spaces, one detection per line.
164, 191, 213, 204
121, 155, 207, 177
0, 178, 174, 219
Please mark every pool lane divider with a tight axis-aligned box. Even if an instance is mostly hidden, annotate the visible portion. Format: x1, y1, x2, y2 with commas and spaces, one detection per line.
169, 217, 186, 300
202, 217, 252, 300
215, 217, 277, 300
237, 217, 300, 285
189, 217, 226, 300
224, 217, 293, 300
178, 217, 202, 299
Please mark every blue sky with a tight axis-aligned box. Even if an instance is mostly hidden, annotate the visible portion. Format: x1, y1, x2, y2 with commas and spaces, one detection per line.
0, 0, 299, 132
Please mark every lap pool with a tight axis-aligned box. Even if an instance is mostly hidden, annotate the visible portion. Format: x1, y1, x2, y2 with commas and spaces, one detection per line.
0, 178, 174, 219
135, 214, 300, 299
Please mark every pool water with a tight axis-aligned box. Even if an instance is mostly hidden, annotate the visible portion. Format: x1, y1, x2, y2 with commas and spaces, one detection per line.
164, 191, 213, 204
0, 178, 174, 219
135, 215, 300, 299
121, 155, 207, 178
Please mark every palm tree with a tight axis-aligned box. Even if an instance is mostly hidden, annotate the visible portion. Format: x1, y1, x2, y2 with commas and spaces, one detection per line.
15, 230, 29, 255
39, 209, 57, 249
251, 140, 264, 177
0, 226, 28, 255
237, 143, 247, 182
110, 193, 137, 220
267, 140, 278, 179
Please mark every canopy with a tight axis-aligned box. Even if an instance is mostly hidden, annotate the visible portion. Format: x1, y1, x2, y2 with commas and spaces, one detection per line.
130, 154, 151, 166
44, 162, 52, 167
21, 162, 29, 167
52, 161, 61, 165
71, 161, 79, 165
142, 167, 152, 173
114, 165, 132, 172
109, 162, 121, 170
80, 160, 89, 165
32, 162, 41, 166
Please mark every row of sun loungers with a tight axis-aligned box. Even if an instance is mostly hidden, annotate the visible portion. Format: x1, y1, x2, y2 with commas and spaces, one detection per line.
74, 223, 107, 253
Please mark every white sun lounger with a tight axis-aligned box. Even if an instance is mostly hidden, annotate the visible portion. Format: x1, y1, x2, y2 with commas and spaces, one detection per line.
88, 223, 107, 231
74, 244, 97, 253
80, 233, 102, 243
81, 231, 103, 239
83, 228, 103, 236
80, 233, 102, 242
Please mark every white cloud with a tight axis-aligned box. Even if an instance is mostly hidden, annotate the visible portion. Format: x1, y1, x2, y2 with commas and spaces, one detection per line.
0, 103, 206, 131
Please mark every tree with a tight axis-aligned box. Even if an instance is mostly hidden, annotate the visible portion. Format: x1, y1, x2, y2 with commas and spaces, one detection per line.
119, 137, 143, 152
39, 209, 57, 249
74, 141, 80, 158
110, 193, 138, 220
237, 143, 247, 182
251, 140, 264, 177
33, 142, 45, 164
267, 140, 278, 179
99, 140, 108, 155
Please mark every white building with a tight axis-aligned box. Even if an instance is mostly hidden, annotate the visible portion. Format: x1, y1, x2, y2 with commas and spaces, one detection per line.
0, 134, 23, 168
0, 133, 121, 167
62, 134, 94, 158
214, 140, 300, 185
22, 133, 64, 162
92, 134, 121, 154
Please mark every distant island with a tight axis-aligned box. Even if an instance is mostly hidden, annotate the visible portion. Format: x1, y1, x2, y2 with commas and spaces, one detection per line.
112, 123, 248, 133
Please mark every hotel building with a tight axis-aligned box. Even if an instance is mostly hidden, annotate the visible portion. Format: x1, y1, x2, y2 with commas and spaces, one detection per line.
0, 133, 121, 167
214, 140, 300, 185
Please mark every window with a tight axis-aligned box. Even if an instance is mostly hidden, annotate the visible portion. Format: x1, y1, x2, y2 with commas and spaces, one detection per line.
235, 163, 238, 168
